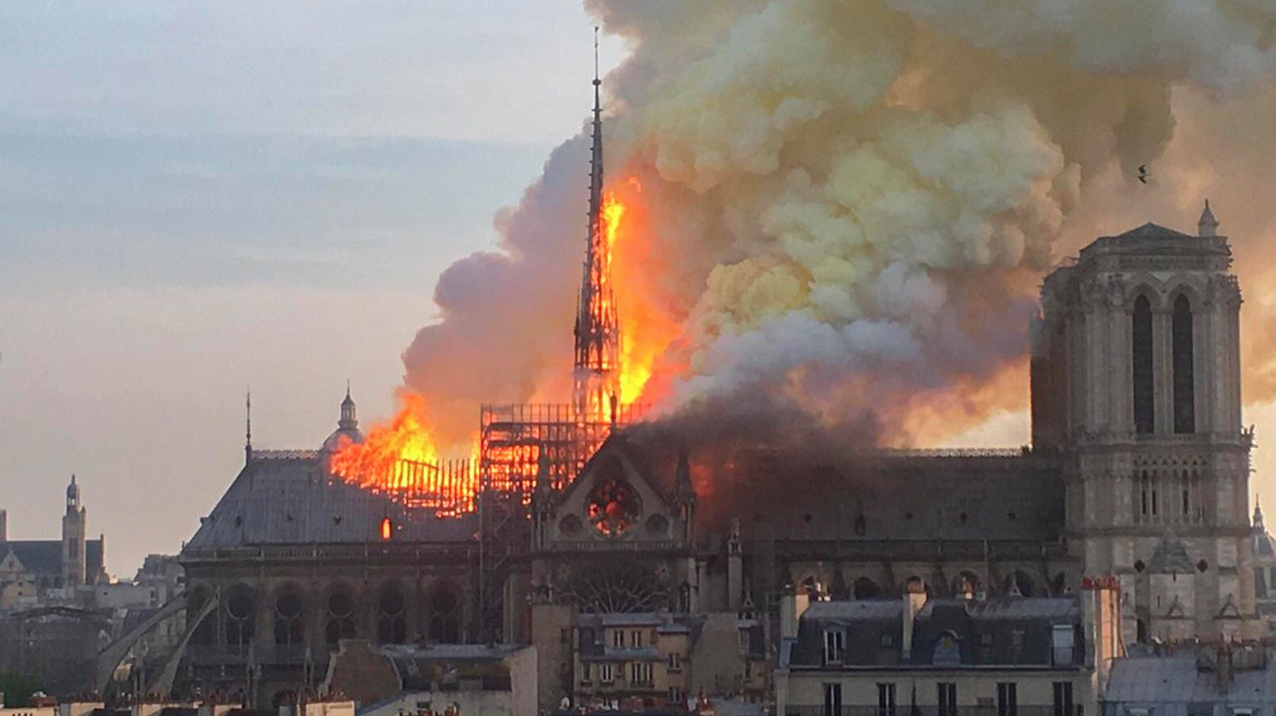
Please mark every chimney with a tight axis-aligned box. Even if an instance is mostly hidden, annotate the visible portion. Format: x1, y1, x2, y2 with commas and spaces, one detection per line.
780, 585, 811, 640
1080, 576, 1123, 689
1216, 641, 1234, 693
0, 509, 7, 543
901, 579, 927, 661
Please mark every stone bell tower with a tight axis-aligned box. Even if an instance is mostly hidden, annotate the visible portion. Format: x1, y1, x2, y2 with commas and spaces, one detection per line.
1031, 203, 1255, 643
62, 474, 87, 588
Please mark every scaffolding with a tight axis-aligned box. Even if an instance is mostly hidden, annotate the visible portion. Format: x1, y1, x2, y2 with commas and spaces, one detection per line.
383, 458, 475, 517
475, 402, 647, 641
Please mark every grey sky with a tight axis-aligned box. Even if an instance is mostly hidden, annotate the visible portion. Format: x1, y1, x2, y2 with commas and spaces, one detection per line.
0, 1, 626, 575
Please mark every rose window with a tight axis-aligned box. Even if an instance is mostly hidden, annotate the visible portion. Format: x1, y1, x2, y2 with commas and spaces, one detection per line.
587, 478, 642, 536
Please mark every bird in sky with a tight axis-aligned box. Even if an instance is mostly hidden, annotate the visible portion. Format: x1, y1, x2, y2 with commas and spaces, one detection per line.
1138, 164, 1149, 184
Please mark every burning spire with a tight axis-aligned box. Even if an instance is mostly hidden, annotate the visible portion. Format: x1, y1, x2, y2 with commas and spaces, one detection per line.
573, 27, 622, 422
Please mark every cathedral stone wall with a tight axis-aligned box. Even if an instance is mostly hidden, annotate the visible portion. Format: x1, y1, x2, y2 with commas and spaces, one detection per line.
1033, 216, 1257, 643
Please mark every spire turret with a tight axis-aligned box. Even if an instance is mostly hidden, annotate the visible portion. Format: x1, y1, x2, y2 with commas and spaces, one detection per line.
1198, 199, 1219, 238
1256, 495, 1265, 532
339, 383, 358, 431
572, 27, 622, 421
245, 389, 253, 465
675, 448, 695, 505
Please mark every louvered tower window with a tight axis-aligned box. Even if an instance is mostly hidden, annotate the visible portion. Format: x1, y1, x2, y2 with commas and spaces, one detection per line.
1173, 294, 1195, 433
1132, 295, 1155, 433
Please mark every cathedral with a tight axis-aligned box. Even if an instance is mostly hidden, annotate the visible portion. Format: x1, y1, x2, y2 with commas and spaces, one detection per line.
168, 74, 1259, 704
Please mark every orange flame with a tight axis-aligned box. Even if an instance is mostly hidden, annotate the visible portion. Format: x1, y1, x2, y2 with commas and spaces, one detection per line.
329, 393, 476, 514
330, 392, 439, 481
605, 178, 682, 405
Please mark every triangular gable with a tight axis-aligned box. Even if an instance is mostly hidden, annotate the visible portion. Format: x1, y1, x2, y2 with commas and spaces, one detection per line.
0, 549, 28, 574
550, 433, 679, 544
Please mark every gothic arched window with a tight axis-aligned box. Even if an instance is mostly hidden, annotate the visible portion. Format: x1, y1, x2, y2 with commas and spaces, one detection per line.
325, 587, 356, 646
274, 588, 304, 646
427, 585, 462, 644
225, 586, 256, 647
1132, 295, 1155, 433
1172, 294, 1195, 434
376, 583, 408, 644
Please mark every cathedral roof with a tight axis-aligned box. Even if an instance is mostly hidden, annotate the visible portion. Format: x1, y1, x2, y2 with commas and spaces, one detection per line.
1, 539, 104, 579
1110, 222, 1196, 241
182, 451, 476, 552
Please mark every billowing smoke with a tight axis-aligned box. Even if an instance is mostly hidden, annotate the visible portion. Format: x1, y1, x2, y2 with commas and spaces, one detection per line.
404, 0, 1276, 450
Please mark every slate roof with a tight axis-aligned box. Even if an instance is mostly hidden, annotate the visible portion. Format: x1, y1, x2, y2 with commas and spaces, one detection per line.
1111, 222, 1196, 241
577, 613, 709, 659
803, 600, 903, 621
183, 452, 477, 550
788, 595, 1084, 669
1104, 656, 1276, 705
2, 538, 105, 580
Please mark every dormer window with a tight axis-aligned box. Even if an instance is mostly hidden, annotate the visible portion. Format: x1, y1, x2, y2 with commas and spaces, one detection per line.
823, 627, 845, 664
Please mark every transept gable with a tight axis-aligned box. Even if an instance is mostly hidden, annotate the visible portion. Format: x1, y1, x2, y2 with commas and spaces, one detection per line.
550, 433, 680, 545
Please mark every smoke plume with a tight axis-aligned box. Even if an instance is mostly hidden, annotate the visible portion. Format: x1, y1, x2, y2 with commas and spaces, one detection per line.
404, 0, 1276, 449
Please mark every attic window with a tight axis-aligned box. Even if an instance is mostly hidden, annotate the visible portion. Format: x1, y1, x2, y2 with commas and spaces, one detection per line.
823, 628, 845, 664
380, 517, 393, 541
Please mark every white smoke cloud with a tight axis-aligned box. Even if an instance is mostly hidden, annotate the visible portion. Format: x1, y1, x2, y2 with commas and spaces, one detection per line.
404, 0, 1276, 446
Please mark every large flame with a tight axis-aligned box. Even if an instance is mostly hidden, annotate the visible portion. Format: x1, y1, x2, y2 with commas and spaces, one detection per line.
330, 392, 439, 479
329, 393, 477, 515
605, 179, 682, 405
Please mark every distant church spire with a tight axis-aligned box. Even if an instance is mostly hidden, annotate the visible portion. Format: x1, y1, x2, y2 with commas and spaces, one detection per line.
1199, 199, 1219, 237
245, 389, 253, 465
572, 26, 621, 421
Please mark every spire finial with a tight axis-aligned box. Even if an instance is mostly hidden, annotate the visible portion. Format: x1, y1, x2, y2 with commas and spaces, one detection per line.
245, 388, 253, 464
346, 380, 351, 399
594, 26, 600, 85
1198, 198, 1219, 238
